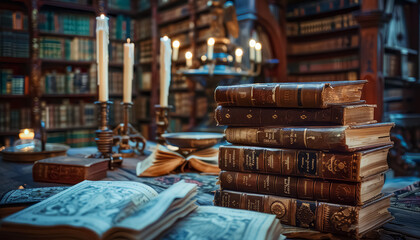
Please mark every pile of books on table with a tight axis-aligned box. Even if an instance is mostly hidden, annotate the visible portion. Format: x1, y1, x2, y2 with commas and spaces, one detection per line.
213, 80, 395, 238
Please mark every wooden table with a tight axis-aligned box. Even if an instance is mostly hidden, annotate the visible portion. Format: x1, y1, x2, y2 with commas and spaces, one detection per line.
0, 146, 419, 239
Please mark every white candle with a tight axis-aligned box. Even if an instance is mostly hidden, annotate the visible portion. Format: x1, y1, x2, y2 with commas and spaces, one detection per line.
186, 51, 193, 68
235, 48, 243, 64
207, 38, 215, 60
249, 39, 256, 61
160, 36, 172, 107
96, 14, 109, 102
255, 42, 262, 63
123, 38, 134, 103
172, 40, 180, 61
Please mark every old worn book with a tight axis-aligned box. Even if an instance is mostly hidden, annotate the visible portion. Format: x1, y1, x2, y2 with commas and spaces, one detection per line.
0, 181, 284, 240
225, 123, 394, 152
214, 190, 393, 239
215, 103, 376, 126
136, 145, 220, 177
0, 186, 68, 218
214, 80, 367, 108
219, 145, 392, 182
32, 156, 109, 184
219, 171, 385, 205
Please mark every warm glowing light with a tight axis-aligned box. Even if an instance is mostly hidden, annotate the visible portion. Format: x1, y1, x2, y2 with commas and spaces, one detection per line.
227, 55, 233, 62
185, 51, 193, 59
235, 48, 243, 57
19, 128, 34, 140
172, 40, 180, 48
249, 39, 256, 48
163, 36, 168, 40
201, 55, 207, 62
24, 129, 29, 135
255, 42, 262, 51
100, 14, 105, 19
127, 38, 131, 43
207, 38, 215, 46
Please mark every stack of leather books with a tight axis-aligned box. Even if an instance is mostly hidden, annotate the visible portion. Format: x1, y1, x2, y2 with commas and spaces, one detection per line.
213, 80, 395, 239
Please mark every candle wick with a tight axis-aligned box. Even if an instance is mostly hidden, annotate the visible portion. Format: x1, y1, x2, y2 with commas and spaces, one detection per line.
127, 38, 131, 43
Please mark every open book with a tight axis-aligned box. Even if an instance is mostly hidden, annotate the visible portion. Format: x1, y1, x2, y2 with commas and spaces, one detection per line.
137, 144, 220, 177
0, 181, 284, 240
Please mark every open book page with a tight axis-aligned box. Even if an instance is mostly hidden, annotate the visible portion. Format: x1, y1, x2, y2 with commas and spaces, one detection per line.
160, 206, 285, 240
137, 145, 219, 177
104, 181, 198, 240
0, 181, 158, 237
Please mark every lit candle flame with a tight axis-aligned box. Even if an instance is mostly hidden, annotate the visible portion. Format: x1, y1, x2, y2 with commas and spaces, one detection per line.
100, 14, 105, 19
127, 38, 131, 43
207, 38, 215, 46
172, 40, 180, 48
249, 39, 256, 48
185, 51, 192, 59
255, 42, 262, 51
163, 36, 168, 40
235, 48, 243, 57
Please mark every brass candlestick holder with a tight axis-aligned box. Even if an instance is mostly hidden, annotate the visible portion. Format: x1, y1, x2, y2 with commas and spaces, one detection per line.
113, 102, 147, 156
155, 105, 172, 145
94, 101, 122, 169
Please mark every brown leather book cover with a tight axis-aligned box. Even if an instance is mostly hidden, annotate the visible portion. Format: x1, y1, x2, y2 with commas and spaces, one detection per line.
224, 122, 394, 152
218, 145, 392, 182
214, 80, 367, 108
219, 171, 385, 205
214, 103, 376, 126
214, 190, 393, 238
32, 156, 108, 184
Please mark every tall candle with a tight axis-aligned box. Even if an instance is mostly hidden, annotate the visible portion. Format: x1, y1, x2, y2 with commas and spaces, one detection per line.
255, 42, 262, 63
185, 51, 193, 68
96, 14, 109, 102
160, 36, 172, 107
249, 39, 256, 61
123, 38, 134, 103
235, 48, 243, 64
207, 38, 215, 60
172, 40, 180, 61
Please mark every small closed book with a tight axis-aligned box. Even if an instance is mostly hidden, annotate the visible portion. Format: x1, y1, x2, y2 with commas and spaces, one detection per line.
214, 80, 367, 108
32, 156, 109, 184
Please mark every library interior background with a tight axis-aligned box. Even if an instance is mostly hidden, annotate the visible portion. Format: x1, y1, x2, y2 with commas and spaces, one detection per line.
0, 0, 420, 239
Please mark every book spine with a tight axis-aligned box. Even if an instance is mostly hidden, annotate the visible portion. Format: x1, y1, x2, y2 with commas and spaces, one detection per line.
219, 171, 359, 205
214, 190, 360, 237
214, 83, 326, 108
225, 126, 346, 151
218, 146, 361, 181
32, 163, 87, 184
215, 105, 345, 126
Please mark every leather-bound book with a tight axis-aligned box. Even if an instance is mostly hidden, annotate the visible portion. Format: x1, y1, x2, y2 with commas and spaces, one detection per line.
214, 190, 393, 239
219, 171, 385, 205
224, 122, 394, 152
214, 80, 367, 108
215, 103, 376, 126
32, 156, 108, 184
219, 145, 392, 182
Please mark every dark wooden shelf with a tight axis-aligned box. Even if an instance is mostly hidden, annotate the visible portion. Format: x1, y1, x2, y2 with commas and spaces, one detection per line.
0, 28, 28, 33
158, 0, 188, 11
38, 1, 96, 13
0, 131, 19, 136
136, 8, 151, 16
385, 76, 419, 87
0, 95, 30, 99
286, 5, 360, 22
39, 31, 94, 39
384, 96, 404, 102
196, 24, 210, 30
110, 38, 130, 43
287, 47, 359, 58
40, 59, 95, 65
107, 8, 135, 16
168, 28, 190, 38
46, 126, 97, 132
196, 6, 210, 14
158, 13, 190, 26
0, 57, 29, 63
42, 93, 96, 98
170, 113, 204, 119
109, 62, 123, 67
138, 89, 151, 94
288, 67, 360, 75
134, 36, 152, 42
384, 45, 418, 55
137, 118, 151, 122
287, 26, 360, 40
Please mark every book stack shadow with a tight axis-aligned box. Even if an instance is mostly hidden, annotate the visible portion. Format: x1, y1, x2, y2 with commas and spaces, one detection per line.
213, 80, 395, 239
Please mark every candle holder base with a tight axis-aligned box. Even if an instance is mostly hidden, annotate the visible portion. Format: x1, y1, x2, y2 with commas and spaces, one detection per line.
155, 105, 172, 145
113, 102, 147, 156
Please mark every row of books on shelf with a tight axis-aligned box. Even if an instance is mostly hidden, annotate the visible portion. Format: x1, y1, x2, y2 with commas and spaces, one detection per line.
287, 13, 358, 36
0, 31, 30, 58
42, 67, 96, 95
108, 0, 131, 11
196, 12, 211, 27
287, 71, 358, 82
288, 34, 359, 55
109, 41, 124, 64
137, 40, 152, 63
47, 130, 96, 148
0, 69, 28, 95
158, 3, 189, 24
0, 104, 31, 132
42, 101, 96, 129
134, 18, 151, 40
0, 10, 28, 30
138, 72, 151, 90
159, 19, 190, 37
383, 53, 417, 78
109, 15, 134, 40
39, 37, 95, 61
134, 96, 150, 120
137, 0, 150, 11
286, 0, 360, 18
288, 55, 359, 74
171, 93, 207, 118
39, 11, 93, 36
